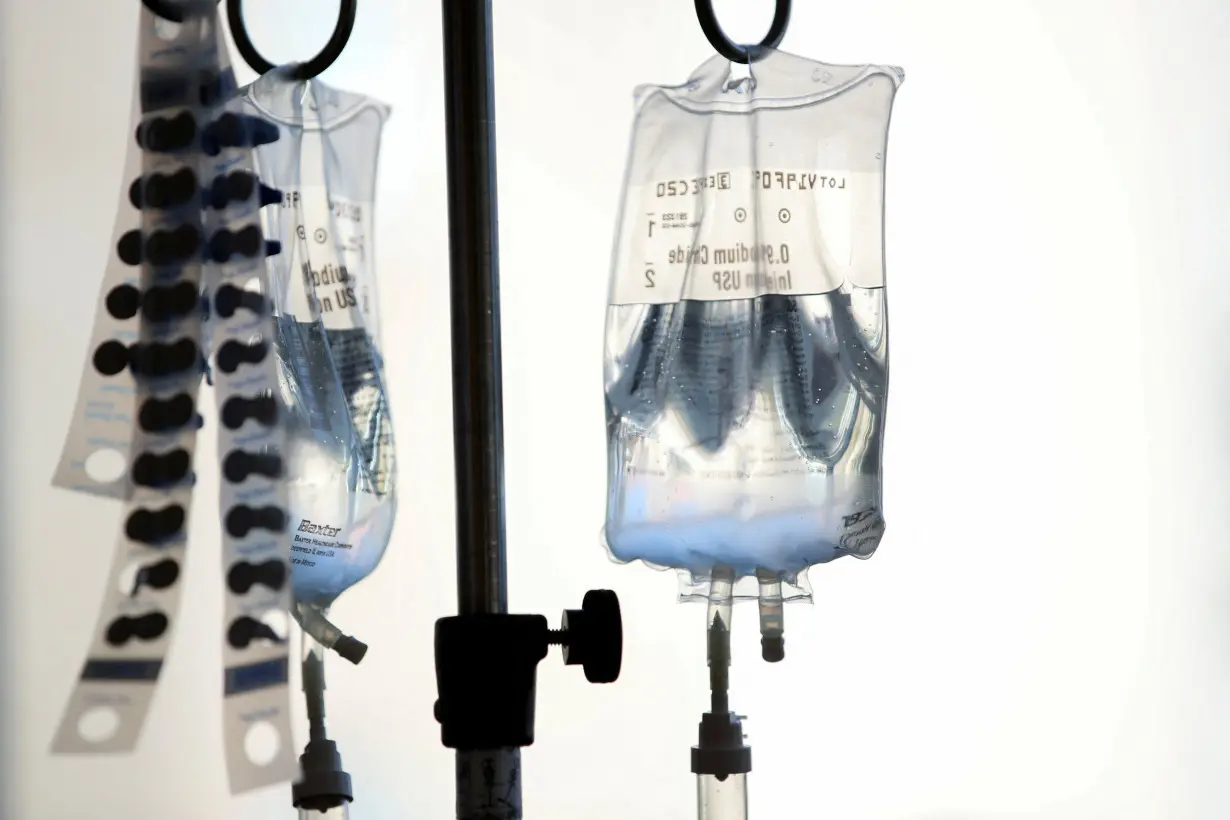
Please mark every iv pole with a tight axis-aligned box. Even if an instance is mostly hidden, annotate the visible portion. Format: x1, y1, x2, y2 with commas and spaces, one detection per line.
435, 2, 624, 819
438, 0, 520, 811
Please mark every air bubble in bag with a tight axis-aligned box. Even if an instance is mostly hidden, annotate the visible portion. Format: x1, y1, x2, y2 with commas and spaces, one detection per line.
239, 69, 396, 611
603, 50, 902, 599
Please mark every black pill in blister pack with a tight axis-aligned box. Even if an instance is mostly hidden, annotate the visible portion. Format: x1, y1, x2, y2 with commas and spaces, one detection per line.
225, 505, 286, 538
146, 225, 202, 266
141, 280, 199, 322
226, 559, 287, 594
124, 338, 199, 379
129, 167, 198, 210
136, 111, 197, 153
105, 612, 169, 646
129, 558, 181, 597
222, 450, 283, 483
125, 504, 187, 545
93, 340, 130, 376
214, 283, 267, 319
116, 231, 142, 266
138, 393, 195, 433
106, 284, 141, 320
221, 393, 278, 429
117, 225, 201, 267
201, 113, 280, 156
216, 339, 269, 374
131, 448, 191, 488
226, 615, 285, 649
206, 172, 282, 210
207, 225, 281, 263
207, 171, 252, 208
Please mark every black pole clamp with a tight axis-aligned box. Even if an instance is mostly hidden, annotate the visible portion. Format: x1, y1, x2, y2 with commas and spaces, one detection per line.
433, 590, 622, 751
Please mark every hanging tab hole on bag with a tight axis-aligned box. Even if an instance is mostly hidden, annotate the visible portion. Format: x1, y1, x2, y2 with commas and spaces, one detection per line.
243, 721, 281, 767
85, 449, 127, 483
76, 706, 121, 744
723, 70, 754, 95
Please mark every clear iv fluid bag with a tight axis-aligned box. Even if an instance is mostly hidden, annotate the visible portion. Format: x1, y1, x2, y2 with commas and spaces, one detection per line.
242, 71, 396, 608
602, 51, 903, 595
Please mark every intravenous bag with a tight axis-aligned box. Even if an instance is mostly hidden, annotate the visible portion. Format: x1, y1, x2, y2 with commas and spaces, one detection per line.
240, 71, 396, 611
603, 50, 902, 601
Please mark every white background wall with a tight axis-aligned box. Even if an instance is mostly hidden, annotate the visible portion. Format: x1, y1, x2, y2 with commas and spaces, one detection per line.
2, 0, 1229, 818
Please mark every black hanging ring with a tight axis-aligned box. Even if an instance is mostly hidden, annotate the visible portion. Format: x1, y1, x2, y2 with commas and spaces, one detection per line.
143, 0, 220, 24
695, 0, 791, 64
226, 0, 356, 79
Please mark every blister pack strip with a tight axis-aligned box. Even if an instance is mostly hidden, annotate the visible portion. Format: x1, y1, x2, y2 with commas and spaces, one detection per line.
205, 45, 299, 795
52, 8, 297, 793
52, 6, 218, 756
51, 80, 146, 501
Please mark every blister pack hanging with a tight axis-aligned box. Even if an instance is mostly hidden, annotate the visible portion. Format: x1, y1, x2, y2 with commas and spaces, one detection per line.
238, 70, 396, 646
602, 50, 903, 603
51, 2, 301, 794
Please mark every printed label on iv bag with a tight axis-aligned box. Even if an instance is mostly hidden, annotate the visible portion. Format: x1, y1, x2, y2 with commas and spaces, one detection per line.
609, 168, 884, 306
275, 189, 394, 604
282, 433, 396, 606
281, 186, 375, 330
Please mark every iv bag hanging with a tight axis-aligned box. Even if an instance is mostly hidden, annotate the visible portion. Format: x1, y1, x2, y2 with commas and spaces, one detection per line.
239, 69, 397, 614
602, 49, 904, 603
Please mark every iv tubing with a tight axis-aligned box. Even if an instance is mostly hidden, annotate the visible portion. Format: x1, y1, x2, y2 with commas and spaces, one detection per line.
756, 570, 785, 663
294, 602, 368, 665
297, 635, 352, 820
693, 566, 749, 820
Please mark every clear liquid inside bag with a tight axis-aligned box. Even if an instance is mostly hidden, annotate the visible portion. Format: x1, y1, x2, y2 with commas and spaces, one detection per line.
242, 72, 396, 608
602, 51, 903, 599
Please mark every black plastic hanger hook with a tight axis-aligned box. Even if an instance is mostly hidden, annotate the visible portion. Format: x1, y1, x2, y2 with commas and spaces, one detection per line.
226, 0, 356, 79
695, 0, 792, 64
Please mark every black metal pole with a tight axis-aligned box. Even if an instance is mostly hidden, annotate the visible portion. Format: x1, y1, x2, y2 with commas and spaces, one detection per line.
441, 0, 507, 621
440, 1, 521, 817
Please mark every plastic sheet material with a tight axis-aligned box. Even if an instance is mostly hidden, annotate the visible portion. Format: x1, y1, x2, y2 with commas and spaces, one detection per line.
239, 72, 396, 612
602, 50, 903, 601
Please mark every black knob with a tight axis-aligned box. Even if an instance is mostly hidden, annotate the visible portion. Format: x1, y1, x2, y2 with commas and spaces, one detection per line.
559, 589, 622, 684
